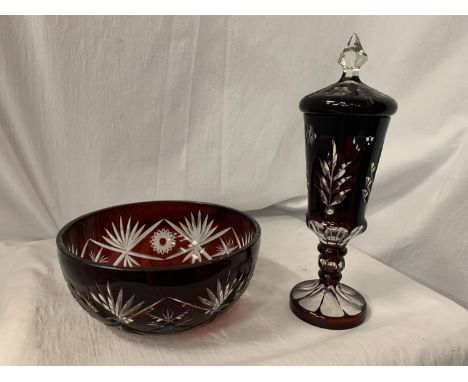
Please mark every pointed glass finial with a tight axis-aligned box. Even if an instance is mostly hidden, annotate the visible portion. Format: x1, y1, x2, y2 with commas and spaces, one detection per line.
338, 33, 368, 77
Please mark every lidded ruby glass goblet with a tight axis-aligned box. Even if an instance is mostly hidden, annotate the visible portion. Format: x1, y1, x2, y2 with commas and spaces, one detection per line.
290, 34, 397, 329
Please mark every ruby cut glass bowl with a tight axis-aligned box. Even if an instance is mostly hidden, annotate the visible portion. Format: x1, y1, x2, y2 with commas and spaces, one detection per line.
56, 201, 261, 334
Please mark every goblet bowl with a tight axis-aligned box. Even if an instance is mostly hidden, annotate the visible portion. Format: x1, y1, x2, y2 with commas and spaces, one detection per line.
56, 200, 260, 334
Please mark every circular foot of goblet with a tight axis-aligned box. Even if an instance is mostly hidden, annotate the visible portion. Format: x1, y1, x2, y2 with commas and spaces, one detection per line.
289, 280, 367, 330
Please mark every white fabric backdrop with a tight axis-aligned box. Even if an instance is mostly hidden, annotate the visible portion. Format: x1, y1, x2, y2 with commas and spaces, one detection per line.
0, 16, 467, 308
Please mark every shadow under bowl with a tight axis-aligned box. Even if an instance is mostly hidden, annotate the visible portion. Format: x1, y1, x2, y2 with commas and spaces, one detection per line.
56, 200, 261, 334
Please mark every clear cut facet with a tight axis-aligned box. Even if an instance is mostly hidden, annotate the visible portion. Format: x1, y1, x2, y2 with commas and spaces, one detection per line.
338, 33, 368, 71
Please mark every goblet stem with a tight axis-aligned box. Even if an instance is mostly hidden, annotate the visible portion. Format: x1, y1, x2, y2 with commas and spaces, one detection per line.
317, 243, 345, 286
289, 243, 367, 330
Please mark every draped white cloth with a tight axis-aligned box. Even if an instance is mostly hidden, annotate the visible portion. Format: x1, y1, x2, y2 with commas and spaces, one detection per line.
0, 16, 467, 363
0, 209, 467, 365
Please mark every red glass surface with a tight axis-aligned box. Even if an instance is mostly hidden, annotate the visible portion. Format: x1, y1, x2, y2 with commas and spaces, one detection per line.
57, 201, 260, 334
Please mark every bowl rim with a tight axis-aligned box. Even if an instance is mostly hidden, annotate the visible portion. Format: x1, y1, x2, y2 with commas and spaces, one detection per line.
56, 199, 261, 272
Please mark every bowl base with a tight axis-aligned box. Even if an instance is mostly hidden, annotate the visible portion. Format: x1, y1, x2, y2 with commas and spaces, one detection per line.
289, 280, 367, 330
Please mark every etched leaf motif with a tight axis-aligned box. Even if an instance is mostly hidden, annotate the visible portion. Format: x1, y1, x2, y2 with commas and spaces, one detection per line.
333, 176, 352, 192
330, 189, 351, 206
331, 141, 338, 170
319, 159, 330, 178
362, 162, 376, 204
314, 139, 354, 213
318, 174, 330, 192
333, 167, 346, 181
319, 188, 328, 205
